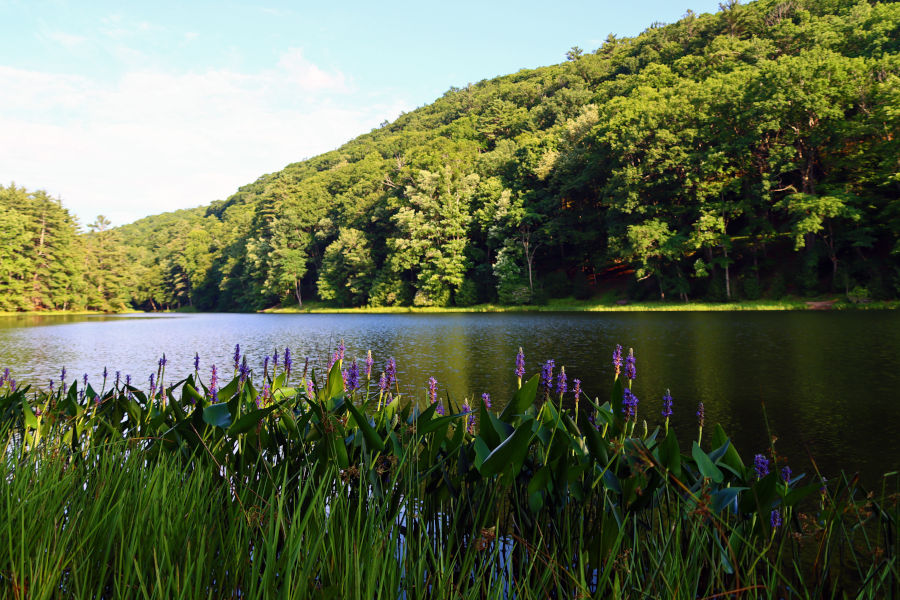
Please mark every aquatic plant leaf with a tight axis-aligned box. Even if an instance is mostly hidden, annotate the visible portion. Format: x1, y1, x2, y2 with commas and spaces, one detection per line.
499, 373, 539, 422
345, 400, 386, 451
480, 425, 532, 477
711, 487, 747, 514
711, 423, 745, 473
658, 430, 682, 478
692, 441, 724, 483
202, 403, 233, 429
229, 404, 279, 435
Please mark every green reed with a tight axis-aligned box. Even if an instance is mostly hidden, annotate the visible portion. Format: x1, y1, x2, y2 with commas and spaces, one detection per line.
0, 346, 896, 598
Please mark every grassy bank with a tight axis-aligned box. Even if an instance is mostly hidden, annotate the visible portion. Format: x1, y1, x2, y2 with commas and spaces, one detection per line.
0, 309, 141, 318
264, 297, 900, 314
1, 343, 895, 597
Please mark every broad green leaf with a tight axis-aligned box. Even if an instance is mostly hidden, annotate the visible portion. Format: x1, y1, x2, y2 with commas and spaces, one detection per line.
480, 426, 533, 477
345, 401, 386, 451
692, 441, 724, 483
202, 403, 233, 429
499, 374, 539, 422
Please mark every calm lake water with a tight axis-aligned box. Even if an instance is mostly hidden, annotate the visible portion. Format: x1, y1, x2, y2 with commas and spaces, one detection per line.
1, 311, 898, 484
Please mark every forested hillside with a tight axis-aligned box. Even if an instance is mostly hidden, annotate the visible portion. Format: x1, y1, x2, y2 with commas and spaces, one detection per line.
4, 0, 899, 312
0, 185, 129, 312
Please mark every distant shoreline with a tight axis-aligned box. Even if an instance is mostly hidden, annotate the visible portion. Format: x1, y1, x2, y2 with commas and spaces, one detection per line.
4, 298, 897, 318
262, 298, 900, 314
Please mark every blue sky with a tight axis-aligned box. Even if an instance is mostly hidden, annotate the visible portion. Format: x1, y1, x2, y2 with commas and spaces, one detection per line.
0, 0, 724, 226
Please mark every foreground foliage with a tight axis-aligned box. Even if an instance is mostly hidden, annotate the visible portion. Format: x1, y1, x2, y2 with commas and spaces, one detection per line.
0, 345, 897, 597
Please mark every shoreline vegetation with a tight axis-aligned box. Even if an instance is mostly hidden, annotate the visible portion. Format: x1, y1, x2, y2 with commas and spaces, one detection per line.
2, 297, 898, 318
1, 343, 895, 597
263, 297, 900, 314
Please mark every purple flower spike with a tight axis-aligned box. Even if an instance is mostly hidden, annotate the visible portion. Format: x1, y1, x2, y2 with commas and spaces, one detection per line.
662, 390, 674, 418
435, 402, 445, 416
613, 345, 623, 377
149, 373, 156, 397
194, 352, 200, 372
233, 344, 241, 371
770, 509, 782, 529
540, 359, 555, 394
385, 358, 397, 388
61, 367, 67, 384
344, 360, 360, 392
307, 379, 315, 398
481, 392, 491, 409
625, 348, 636, 381
159, 354, 167, 368
263, 355, 270, 378
754, 454, 769, 479
378, 372, 388, 394
696, 401, 705, 428
115, 371, 121, 387
573, 379, 581, 400
365, 350, 374, 379
781, 466, 792, 483
462, 400, 475, 434
126, 374, 131, 387
427, 377, 438, 405
239, 359, 250, 385
83, 373, 89, 387
103, 366, 108, 380
556, 366, 567, 397
209, 365, 218, 403
622, 388, 639, 420
284, 347, 292, 376
8, 379, 16, 392
515, 347, 525, 379
338, 340, 345, 361
272, 349, 279, 368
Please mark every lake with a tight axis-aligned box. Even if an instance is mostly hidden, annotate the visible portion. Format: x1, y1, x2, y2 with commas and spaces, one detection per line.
1, 311, 898, 484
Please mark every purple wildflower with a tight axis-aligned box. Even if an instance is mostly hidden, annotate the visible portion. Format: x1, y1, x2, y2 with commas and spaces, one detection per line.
754, 454, 769, 479
284, 347, 292, 376
481, 392, 492, 409
83, 373, 89, 387
233, 344, 241, 371
573, 379, 581, 400
435, 402, 445, 416
781, 466, 792, 483
613, 344, 623, 377
0, 367, 8, 385
770, 509, 782, 529
126, 374, 131, 387
49, 379, 54, 391
159, 354, 167, 369
194, 352, 200, 372
239, 358, 250, 385
103, 366, 108, 381
209, 365, 218, 403
337, 340, 345, 361
61, 367, 66, 384
306, 379, 315, 398
365, 350, 374, 379
8, 379, 15, 392
625, 348, 636, 381
378, 372, 388, 394
696, 401, 705, 428
272, 349, 279, 369
149, 373, 156, 398
115, 371, 121, 388
662, 390, 674, 418
385, 358, 397, 388
463, 400, 475, 434
622, 388, 639, 420
540, 359, 555, 396
428, 377, 438, 405
515, 347, 525, 380
556, 366, 567, 397
263, 355, 270, 379
344, 360, 360, 392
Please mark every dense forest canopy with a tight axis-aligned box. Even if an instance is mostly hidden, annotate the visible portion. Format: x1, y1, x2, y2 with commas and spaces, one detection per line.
3, 0, 899, 312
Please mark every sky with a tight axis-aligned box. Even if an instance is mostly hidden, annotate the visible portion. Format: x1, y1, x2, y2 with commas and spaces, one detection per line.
0, 0, 725, 227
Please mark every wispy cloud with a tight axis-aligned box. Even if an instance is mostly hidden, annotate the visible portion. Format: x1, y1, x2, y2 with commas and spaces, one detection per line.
0, 50, 407, 226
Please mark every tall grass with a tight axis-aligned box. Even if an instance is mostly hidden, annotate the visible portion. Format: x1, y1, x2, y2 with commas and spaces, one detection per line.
0, 345, 896, 598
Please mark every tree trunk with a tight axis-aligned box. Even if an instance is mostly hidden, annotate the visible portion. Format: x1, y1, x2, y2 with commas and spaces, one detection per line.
723, 245, 731, 300
295, 279, 303, 307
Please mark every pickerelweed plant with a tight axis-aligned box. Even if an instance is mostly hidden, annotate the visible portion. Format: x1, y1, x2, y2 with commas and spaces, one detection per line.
0, 344, 896, 598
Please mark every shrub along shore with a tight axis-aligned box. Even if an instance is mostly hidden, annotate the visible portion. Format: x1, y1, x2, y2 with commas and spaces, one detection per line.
0, 344, 896, 598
